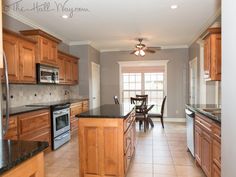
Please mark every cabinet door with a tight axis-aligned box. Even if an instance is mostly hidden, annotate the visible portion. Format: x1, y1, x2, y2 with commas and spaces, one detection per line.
211, 34, 221, 80
212, 163, 221, 177
58, 54, 65, 83
3, 33, 20, 82
204, 36, 211, 80
202, 131, 212, 177
49, 41, 58, 65
19, 40, 36, 83
65, 58, 72, 83
212, 139, 221, 168
41, 37, 50, 63
195, 125, 202, 165
72, 59, 78, 84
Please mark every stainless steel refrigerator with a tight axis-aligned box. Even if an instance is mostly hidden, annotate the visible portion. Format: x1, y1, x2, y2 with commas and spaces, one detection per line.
0, 51, 10, 139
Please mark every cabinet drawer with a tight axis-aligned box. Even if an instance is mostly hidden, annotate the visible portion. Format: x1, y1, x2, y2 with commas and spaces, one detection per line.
70, 102, 82, 117
18, 109, 50, 135
213, 139, 221, 168
4, 116, 18, 140
195, 114, 212, 133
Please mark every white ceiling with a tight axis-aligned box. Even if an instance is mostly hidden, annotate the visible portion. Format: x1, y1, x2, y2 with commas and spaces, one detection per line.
4, 0, 221, 51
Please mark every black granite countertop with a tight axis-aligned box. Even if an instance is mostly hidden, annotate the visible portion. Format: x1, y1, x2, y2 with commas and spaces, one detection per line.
0, 140, 48, 175
79, 104, 134, 119
3, 98, 89, 117
186, 104, 221, 123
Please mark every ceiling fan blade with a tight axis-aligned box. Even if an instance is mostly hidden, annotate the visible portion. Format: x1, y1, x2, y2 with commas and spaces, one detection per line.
145, 48, 156, 53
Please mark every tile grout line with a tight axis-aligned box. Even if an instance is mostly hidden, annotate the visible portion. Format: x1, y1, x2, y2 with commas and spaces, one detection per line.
152, 125, 154, 177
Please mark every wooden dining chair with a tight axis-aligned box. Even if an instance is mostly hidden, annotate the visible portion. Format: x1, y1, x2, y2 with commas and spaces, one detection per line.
148, 96, 167, 128
113, 96, 120, 104
131, 97, 148, 131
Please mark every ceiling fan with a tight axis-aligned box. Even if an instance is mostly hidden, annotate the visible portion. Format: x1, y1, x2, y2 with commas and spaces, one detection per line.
130, 38, 161, 57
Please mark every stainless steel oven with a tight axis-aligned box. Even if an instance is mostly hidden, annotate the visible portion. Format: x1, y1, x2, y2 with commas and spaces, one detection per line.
52, 104, 71, 150
37, 64, 59, 84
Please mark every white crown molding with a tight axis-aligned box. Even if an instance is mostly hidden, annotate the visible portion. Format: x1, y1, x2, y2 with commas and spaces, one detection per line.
188, 7, 221, 46
3, 10, 70, 45
161, 45, 189, 49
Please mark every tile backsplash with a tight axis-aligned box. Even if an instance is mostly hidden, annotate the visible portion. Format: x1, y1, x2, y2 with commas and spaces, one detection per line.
6, 84, 80, 107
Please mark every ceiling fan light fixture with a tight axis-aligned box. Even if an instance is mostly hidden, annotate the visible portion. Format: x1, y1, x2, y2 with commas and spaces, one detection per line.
134, 50, 139, 56
140, 50, 145, 56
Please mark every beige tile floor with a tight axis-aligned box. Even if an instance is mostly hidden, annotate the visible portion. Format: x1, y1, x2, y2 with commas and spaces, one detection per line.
45, 121, 206, 177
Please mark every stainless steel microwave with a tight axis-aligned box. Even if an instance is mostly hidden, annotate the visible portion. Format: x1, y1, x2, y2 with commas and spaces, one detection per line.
36, 64, 59, 84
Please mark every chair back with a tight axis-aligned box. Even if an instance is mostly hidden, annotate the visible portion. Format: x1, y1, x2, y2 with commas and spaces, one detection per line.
131, 97, 147, 113
136, 94, 148, 104
113, 96, 120, 104
160, 96, 167, 116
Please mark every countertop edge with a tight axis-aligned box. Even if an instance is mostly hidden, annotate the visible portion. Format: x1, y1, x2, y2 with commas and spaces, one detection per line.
186, 104, 221, 124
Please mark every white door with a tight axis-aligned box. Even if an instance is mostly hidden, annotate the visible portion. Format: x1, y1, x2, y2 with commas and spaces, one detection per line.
91, 62, 100, 109
189, 58, 198, 104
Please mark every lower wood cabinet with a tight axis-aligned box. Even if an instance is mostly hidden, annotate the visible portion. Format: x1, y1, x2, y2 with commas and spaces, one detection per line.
195, 114, 221, 177
3, 109, 51, 151
3, 116, 18, 140
18, 109, 51, 148
70, 102, 83, 133
78, 110, 136, 177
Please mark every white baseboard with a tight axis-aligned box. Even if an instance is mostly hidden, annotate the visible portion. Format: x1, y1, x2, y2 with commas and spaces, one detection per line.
152, 118, 186, 123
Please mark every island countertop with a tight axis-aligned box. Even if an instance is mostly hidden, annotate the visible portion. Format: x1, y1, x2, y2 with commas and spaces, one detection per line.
79, 104, 134, 119
0, 140, 48, 175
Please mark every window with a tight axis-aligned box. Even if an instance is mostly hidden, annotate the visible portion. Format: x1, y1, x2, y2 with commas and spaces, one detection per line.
122, 71, 165, 113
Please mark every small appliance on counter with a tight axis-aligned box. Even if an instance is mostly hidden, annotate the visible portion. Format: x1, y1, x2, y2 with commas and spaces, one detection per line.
36, 64, 59, 84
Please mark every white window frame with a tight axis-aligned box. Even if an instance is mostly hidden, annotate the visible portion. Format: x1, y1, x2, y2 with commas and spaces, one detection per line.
118, 60, 169, 116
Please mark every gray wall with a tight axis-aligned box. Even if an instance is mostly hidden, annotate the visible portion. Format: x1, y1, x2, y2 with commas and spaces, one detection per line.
100, 49, 189, 118
70, 45, 100, 106
222, 1, 236, 176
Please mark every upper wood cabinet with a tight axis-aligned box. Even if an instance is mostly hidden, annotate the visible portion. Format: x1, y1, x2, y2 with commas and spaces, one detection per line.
204, 27, 221, 81
3, 29, 36, 84
20, 29, 61, 66
58, 51, 79, 85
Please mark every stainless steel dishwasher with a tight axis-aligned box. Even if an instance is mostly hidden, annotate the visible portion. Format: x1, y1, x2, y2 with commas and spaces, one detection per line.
185, 108, 195, 157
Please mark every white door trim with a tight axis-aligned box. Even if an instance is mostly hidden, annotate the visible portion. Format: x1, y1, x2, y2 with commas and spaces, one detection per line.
91, 62, 100, 109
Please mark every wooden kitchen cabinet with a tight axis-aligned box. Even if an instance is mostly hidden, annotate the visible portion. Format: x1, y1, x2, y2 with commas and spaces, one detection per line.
19, 39, 36, 83
82, 100, 89, 112
204, 27, 221, 81
18, 109, 51, 149
201, 131, 212, 177
195, 114, 221, 177
58, 51, 79, 85
195, 125, 202, 165
20, 29, 61, 66
3, 116, 18, 140
3, 29, 36, 84
70, 102, 83, 134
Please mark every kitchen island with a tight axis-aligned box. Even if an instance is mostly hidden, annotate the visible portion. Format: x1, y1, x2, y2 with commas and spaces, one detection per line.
78, 104, 136, 177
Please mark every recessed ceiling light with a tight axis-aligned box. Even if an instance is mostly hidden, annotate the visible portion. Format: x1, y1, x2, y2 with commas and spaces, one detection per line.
62, 14, 68, 19
171, 5, 178, 9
